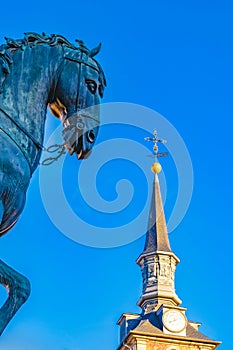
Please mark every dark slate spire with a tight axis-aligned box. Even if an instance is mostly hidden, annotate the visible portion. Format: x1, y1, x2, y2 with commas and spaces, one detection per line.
137, 170, 181, 312
143, 174, 172, 254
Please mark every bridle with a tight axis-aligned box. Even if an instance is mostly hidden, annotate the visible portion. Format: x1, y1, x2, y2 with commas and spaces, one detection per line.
50, 49, 101, 157
62, 48, 102, 124
0, 106, 44, 150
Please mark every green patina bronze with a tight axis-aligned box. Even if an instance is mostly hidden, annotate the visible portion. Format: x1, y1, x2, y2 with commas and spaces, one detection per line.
0, 32, 106, 335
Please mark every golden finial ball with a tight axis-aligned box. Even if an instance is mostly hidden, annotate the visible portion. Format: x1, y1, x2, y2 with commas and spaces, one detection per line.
151, 162, 162, 173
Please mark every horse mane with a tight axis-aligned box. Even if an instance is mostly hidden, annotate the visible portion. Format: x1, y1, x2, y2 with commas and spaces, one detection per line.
0, 32, 106, 93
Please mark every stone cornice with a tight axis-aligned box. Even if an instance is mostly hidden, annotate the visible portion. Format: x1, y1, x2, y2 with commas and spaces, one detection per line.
117, 331, 221, 350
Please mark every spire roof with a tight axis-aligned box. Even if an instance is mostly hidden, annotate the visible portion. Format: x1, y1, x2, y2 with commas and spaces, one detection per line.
143, 174, 172, 255
136, 166, 181, 311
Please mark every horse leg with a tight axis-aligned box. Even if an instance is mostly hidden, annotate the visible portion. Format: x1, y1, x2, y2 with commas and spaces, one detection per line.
0, 259, 30, 335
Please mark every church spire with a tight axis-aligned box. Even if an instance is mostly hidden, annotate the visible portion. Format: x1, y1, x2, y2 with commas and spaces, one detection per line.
117, 130, 221, 350
143, 173, 171, 254
137, 131, 181, 313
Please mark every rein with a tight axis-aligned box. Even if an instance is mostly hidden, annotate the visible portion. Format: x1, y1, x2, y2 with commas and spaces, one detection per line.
0, 107, 44, 150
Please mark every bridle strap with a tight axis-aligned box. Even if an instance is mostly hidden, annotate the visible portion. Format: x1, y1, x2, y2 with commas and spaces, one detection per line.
64, 55, 100, 73
0, 107, 44, 150
62, 50, 100, 126
0, 51, 68, 151
50, 49, 100, 111
64, 111, 99, 125
48, 51, 67, 105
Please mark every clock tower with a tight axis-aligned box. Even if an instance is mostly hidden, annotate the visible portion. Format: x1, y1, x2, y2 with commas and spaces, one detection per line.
117, 131, 221, 350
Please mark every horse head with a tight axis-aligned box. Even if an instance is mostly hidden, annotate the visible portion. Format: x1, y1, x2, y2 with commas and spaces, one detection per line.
49, 43, 106, 159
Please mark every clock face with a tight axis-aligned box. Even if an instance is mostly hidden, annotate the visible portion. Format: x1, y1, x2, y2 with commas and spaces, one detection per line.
162, 309, 187, 333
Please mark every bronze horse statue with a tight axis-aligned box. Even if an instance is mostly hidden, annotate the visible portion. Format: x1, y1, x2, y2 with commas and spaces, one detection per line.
0, 32, 106, 335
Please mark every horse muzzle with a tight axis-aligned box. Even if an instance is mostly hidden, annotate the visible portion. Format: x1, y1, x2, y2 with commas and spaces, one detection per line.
76, 127, 98, 159
62, 113, 99, 159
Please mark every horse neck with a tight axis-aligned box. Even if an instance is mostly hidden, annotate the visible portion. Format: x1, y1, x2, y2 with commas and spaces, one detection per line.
1, 45, 64, 144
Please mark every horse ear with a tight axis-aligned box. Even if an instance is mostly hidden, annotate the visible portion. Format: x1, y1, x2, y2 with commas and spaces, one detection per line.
89, 43, 102, 58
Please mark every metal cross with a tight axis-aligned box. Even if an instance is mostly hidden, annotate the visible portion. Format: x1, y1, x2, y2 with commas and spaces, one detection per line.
144, 129, 168, 159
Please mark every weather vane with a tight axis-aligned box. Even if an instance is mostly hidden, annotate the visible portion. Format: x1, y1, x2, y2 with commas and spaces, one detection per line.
144, 130, 168, 174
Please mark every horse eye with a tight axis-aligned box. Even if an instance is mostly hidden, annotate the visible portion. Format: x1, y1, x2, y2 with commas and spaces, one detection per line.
86, 80, 97, 94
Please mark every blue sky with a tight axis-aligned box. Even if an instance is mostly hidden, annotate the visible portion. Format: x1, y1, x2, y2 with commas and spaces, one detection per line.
0, 1, 232, 349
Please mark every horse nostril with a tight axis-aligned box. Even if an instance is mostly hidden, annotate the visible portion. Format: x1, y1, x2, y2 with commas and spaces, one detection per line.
87, 129, 95, 143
